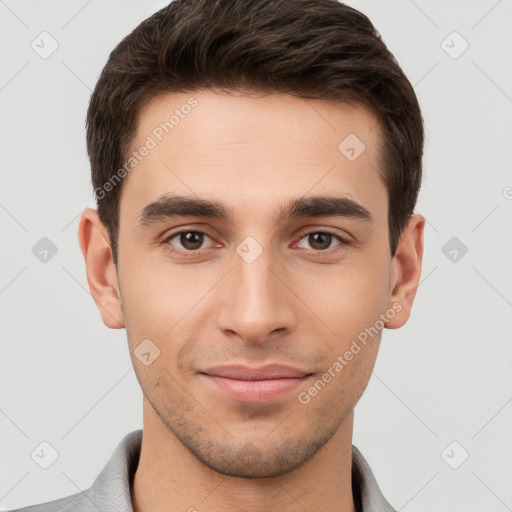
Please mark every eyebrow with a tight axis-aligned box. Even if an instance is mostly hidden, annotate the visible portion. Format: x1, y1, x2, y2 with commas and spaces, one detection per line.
138, 193, 373, 228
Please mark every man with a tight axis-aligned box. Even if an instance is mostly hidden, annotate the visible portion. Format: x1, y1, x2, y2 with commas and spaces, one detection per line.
9, 0, 424, 510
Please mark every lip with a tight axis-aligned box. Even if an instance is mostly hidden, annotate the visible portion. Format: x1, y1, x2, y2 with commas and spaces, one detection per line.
199, 364, 313, 404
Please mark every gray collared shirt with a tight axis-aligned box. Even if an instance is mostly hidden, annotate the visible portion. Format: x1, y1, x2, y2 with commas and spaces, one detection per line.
7, 429, 397, 512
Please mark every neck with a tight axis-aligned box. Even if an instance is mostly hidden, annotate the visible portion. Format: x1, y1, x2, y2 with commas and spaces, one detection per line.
131, 398, 357, 512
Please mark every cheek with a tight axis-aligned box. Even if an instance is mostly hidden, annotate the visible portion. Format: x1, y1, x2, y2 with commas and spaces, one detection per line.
119, 261, 213, 372
118, 253, 196, 331
308, 258, 391, 342
300, 268, 387, 407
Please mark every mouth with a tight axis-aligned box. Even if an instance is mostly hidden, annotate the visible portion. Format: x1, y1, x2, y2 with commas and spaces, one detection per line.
199, 364, 314, 404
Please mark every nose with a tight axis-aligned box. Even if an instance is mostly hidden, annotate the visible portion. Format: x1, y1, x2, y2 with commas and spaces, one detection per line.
216, 247, 298, 345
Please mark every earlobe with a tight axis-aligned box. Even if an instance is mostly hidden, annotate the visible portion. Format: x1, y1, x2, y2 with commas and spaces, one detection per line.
78, 208, 125, 329
385, 214, 425, 329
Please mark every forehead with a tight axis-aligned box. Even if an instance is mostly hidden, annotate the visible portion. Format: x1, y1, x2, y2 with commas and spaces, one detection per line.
119, 89, 387, 226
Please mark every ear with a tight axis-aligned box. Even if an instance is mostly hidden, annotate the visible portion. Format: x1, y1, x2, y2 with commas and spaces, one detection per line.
78, 208, 124, 329
385, 214, 425, 329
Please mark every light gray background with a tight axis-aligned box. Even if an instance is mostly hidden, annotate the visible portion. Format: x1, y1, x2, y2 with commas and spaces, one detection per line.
1, 1, 511, 510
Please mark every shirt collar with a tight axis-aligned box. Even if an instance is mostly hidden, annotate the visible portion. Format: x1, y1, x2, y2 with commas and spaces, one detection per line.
90, 429, 396, 511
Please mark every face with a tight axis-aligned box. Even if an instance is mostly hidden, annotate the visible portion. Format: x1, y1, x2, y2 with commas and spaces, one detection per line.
81, 89, 423, 478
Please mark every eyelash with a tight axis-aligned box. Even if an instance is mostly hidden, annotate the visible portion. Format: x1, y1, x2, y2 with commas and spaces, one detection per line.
161, 229, 351, 258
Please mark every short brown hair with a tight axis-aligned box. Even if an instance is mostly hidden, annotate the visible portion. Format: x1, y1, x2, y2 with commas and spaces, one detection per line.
86, 0, 424, 265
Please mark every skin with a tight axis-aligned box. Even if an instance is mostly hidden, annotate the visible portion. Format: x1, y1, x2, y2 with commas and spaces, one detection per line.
78, 89, 424, 512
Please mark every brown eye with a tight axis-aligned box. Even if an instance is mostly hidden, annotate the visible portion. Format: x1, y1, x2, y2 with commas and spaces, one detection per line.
164, 231, 212, 251
296, 232, 346, 251
308, 233, 332, 250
